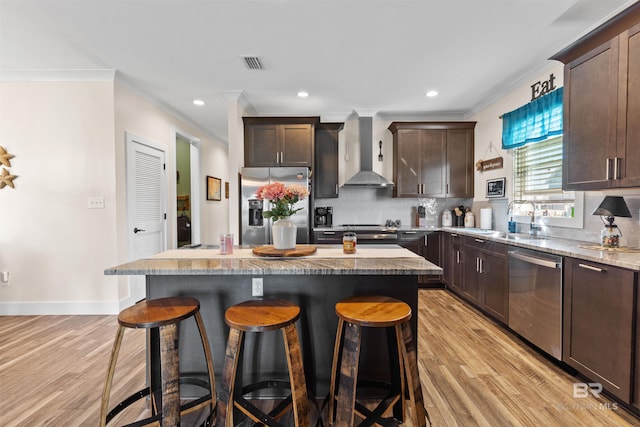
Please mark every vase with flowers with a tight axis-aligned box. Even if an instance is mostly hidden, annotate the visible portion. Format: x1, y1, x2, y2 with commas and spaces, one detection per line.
255, 182, 309, 249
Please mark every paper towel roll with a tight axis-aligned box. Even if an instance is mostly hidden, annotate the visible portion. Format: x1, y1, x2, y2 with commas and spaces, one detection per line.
480, 208, 493, 230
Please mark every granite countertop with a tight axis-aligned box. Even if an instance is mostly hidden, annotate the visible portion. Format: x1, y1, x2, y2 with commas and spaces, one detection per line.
105, 245, 442, 276
441, 227, 640, 271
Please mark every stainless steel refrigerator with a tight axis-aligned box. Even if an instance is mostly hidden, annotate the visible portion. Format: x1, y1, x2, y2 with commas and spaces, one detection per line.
240, 167, 311, 245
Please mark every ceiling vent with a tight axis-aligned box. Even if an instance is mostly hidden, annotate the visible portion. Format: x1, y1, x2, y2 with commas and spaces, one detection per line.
243, 56, 264, 70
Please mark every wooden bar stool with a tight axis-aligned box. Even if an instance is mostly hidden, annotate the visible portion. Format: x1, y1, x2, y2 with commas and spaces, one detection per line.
215, 299, 310, 427
100, 296, 216, 427
328, 295, 430, 427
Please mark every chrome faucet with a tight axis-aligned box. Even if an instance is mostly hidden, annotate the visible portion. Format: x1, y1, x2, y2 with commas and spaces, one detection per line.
526, 202, 541, 235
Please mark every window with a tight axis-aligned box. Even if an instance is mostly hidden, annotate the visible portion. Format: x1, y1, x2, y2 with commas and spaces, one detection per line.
512, 135, 575, 218
502, 87, 583, 229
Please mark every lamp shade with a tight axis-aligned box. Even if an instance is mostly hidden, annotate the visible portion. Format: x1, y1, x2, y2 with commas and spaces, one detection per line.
592, 196, 632, 218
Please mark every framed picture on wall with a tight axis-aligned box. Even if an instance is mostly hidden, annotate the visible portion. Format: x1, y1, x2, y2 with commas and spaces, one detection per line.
207, 176, 222, 201
225, 181, 229, 199
486, 177, 506, 198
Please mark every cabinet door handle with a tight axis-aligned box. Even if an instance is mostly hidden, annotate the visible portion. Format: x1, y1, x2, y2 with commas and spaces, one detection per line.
424, 235, 428, 245
451, 233, 458, 237
280, 152, 284, 164
578, 263, 604, 273
456, 250, 460, 263
606, 158, 611, 180
446, 184, 449, 194
474, 238, 485, 243
335, 184, 339, 194
476, 257, 480, 272
479, 258, 484, 274
614, 157, 621, 180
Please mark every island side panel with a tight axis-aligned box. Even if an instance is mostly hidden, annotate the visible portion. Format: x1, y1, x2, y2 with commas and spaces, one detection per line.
146, 273, 419, 397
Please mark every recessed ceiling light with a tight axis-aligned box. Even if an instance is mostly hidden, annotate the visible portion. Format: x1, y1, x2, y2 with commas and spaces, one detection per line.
193, 99, 205, 106
297, 91, 309, 98
425, 90, 438, 98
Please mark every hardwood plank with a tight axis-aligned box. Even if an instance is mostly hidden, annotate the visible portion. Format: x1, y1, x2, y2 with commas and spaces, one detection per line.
418, 290, 638, 426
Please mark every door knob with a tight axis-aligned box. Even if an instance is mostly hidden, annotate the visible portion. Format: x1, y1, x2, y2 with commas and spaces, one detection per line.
134, 227, 146, 234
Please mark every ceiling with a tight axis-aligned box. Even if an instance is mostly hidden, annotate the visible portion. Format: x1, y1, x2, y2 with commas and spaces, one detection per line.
1, 0, 637, 143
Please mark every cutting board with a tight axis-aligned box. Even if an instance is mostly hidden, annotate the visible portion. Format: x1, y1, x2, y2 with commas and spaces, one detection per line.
252, 245, 317, 257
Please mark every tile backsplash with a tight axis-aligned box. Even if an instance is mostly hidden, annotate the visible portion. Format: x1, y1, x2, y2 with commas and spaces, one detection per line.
473, 192, 640, 248
317, 188, 640, 248
315, 187, 472, 228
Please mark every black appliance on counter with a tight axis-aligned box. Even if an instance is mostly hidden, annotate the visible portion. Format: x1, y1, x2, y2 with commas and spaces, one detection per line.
314, 207, 333, 228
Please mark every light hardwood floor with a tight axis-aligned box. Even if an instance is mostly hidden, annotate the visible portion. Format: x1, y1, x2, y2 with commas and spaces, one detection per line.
0, 289, 638, 426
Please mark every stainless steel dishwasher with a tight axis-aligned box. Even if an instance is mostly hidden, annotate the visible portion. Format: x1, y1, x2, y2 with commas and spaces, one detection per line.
508, 248, 563, 360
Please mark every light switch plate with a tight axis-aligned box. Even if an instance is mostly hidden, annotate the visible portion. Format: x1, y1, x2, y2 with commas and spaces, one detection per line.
88, 196, 105, 209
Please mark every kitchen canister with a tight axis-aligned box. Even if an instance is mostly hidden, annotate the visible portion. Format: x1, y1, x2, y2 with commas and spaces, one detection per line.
480, 208, 493, 230
464, 211, 475, 228
442, 210, 452, 227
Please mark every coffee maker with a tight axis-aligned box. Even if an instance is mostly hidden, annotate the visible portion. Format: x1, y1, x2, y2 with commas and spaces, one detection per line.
314, 207, 333, 228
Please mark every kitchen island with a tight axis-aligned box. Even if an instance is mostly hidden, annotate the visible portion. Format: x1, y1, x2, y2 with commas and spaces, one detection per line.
105, 245, 441, 396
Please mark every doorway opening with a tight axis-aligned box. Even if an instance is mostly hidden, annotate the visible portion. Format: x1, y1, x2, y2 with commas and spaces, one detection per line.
175, 131, 201, 247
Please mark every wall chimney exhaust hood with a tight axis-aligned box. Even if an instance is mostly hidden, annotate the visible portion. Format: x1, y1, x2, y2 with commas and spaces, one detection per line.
342, 116, 394, 188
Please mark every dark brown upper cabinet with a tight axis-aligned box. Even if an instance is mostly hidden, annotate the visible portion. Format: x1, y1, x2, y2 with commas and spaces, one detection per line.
552, 4, 640, 190
389, 122, 475, 198
314, 122, 343, 198
243, 117, 319, 168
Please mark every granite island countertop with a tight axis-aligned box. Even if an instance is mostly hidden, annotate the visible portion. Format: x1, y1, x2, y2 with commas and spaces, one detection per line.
105, 245, 442, 276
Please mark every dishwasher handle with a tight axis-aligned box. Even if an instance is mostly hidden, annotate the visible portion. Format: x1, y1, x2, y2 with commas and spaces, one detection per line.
509, 251, 560, 269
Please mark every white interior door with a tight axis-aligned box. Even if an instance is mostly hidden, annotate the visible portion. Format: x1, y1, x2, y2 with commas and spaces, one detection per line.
126, 132, 167, 304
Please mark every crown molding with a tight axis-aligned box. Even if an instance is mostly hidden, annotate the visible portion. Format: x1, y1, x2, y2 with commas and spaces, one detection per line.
0, 68, 116, 82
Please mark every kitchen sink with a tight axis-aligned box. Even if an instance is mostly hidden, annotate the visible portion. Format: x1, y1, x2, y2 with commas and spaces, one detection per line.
470, 230, 546, 241
495, 232, 547, 241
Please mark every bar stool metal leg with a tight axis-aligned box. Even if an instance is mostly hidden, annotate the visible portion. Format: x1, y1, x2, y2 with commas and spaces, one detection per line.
100, 325, 125, 427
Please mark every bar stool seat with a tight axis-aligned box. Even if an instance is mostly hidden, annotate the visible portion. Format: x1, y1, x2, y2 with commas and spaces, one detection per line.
329, 295, 430, 426
100, 296, 216, 427
216, 299, 310, 426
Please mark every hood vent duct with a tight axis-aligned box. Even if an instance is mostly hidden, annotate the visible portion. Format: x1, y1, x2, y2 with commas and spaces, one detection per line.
342, 116, 395, 188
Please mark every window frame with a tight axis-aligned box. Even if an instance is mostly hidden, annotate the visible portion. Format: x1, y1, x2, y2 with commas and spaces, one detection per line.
511, 135, 584, 229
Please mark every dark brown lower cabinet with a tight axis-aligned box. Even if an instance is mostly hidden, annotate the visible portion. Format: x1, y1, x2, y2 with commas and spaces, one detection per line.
442, 232, 464, 293
399, 231, 441, 286
462, 236, 509, 324
564, 257, 635, 403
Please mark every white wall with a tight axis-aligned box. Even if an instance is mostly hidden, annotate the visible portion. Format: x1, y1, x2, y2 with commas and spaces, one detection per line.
0, 79, 229, 314
0, 81, 119, 314
114, 84, 228, 305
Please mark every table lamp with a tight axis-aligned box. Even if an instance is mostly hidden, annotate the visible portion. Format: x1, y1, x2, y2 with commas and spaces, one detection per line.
592, 196, 632, 248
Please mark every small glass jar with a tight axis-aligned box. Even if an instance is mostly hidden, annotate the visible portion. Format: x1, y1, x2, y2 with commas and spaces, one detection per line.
343, 232, 357, 254
219, 233, 229, 255
601, 225, 621, 248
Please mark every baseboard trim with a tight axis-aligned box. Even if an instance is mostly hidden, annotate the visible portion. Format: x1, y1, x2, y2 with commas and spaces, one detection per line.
0, 300, 120, 315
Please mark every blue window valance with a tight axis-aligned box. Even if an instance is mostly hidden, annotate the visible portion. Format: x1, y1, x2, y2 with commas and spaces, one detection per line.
501, 87, 563, 149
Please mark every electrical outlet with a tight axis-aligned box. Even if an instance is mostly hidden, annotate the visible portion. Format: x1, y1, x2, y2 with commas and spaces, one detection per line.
252, 277, 263, 297
88, 196, 105, 209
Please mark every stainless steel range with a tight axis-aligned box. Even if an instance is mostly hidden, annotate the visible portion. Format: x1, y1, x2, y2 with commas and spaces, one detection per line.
340, 225, 399, 244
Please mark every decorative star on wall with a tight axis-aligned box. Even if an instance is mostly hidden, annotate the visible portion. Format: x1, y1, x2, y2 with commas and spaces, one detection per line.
0, 146, 14, 167
0, 168, 17, 189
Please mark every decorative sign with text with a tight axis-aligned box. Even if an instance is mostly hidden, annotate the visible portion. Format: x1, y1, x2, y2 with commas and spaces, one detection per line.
531, 74, 556, 101
481, 157, 504, 172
